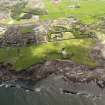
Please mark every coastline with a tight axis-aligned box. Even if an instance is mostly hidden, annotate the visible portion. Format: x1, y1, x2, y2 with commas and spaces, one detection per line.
0, 59, 105, 89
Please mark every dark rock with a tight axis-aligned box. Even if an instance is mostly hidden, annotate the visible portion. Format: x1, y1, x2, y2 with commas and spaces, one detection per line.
63, 89, 78, 94
0, 60, 105, 89
96, 80, 105, 88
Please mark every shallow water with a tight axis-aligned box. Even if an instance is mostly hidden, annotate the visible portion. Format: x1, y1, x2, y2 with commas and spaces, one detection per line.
0, 74, 105, 105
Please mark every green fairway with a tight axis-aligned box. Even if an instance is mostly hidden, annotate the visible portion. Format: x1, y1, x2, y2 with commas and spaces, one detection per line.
0, 39, 96, 70
41, 0, 105, 24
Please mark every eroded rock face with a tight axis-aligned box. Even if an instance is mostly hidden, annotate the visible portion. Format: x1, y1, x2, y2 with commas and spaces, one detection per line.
91, 41, 105, 66
0, 60, 105, 87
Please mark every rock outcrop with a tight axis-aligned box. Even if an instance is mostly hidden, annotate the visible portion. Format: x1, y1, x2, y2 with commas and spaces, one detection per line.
0, 24, 47, 47
0, 60, 105, 89
91, 40, 105, 66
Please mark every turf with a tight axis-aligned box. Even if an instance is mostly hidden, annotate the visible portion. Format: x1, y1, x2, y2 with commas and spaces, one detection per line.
1, 0, 105, 24
0, 39, 96, 70
41, 0, 105, 24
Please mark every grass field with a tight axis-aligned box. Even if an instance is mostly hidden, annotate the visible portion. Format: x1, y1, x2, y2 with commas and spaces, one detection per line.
0, 39, 96, 70
41, 0, 105, 24
1, 0, 105, 24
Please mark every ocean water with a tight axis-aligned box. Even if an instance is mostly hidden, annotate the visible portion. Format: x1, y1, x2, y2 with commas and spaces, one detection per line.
0, 74, 105, 105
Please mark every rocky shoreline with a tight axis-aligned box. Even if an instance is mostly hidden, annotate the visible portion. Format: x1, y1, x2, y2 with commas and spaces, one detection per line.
0, 60, 105, 89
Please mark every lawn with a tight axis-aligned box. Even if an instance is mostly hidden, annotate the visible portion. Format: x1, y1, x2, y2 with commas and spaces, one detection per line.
41, 0, 105, 24
0, 39, 96, 70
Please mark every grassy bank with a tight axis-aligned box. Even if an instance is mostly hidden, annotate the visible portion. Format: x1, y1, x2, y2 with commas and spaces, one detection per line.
0, 39, 96, 70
